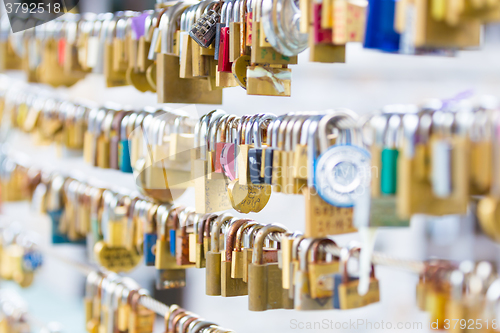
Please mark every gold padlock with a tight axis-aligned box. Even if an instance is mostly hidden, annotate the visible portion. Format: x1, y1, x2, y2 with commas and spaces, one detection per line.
248, 224, 291, 311
205, 213, 234, 296
221, 219, 250, 297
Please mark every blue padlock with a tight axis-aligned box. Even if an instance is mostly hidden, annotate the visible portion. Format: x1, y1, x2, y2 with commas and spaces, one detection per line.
363, 0, 401, 53
48, 209, 70, 244
170, 229, 177, 256
144, 232, 158, 266
118, 114, 133, 173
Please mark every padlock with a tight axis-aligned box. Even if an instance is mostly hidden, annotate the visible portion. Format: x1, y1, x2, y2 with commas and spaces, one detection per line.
228, 116, 272, 213
306, 112, 363, 237
364, 0, 401, 53
118, 114, 133, 173
196, 213, 218, 268
109, 110, 129, 170
263, 115, 284, 186
176, 208, 197, 266
46, 175, 70, 244
248, 224, 291, 311
308, 238, 340, 299
214, 115, 238, 174
154, 207, 187, 289
231, 220, 258, 278
248, 114, 276, 185
221, 218, 250, 297
294, 238, 334, 310
129, 290, 155, 333
445, 270, 467, 333
206, 213, 234, 296
236, 115, 254, 185
84, 272, 100, 327
281, 233, 302, 291
156, 3, 222, 104
104, 20, 128, 88
193, 111, 232, 213
228, 0, 241, 61
218, 2, 233, 73
143, 204, 160, 266
98, 275, 118, 333
337, 247, 380, 309
469, 110, 492, 195
219, 118, 239, 180
402, 111, 470, 216
190, 6, 222, 48
97, 109, 115, 169
242, 224, 264, 283
85, 273, 102, 333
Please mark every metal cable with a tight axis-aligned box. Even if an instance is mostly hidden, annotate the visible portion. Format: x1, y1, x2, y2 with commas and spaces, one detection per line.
139, 295, 170, 317
272, 232, 426, 274
40, 250, 229, 331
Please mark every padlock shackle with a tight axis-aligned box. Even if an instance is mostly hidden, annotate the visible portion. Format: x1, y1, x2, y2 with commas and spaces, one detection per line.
277, 114, 294, 150
145, 203, 159, 234
199, 213, 217, 244
298, 238, 315, 272
341, 247, 375, 283
225, 117, 240, 144
245, 114, 262, 145
85, 271, 100, 298
291, 235, 305, 261
208, 113, 228, 154
317, 110, 359, 154
216, 115, 236, 145
310, 238, 339, 263
225, 219, 252, 261
210, 213, 234, 252
384, 115, 401, 149
237, 115, 250, 145
252, 224, 287, 264
252, 114, 276, 149
235, 221, 258, 252
244, 224, 263, 249
203, 213, 219, 242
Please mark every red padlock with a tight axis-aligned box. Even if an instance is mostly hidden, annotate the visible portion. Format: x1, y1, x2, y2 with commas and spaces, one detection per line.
218, 3, 233, 73
312, 3, 332, 44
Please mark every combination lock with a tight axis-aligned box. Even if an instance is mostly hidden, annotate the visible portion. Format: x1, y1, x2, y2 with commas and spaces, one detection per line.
189, 9, 221, 48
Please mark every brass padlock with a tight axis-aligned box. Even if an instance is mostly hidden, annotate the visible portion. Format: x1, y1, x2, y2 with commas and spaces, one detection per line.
221, 218, 250, 297
96, 109, 112, 169
248, 224, 291, 311
193, 111, 233, 213
294, 238, 333, 310
155, 206, 187, 289
156, 3, 222, 104
231, 221, 258, 278
196, 214, 218, 268
206, 213, 234, 296
175, 208, 196, 266
308, 238, 340, 299
338, 247, 380, 309
129, 290, 155, 333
